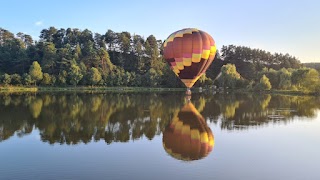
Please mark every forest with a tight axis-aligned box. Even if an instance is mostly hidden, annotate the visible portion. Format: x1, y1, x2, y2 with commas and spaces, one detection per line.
0, 27, 319, 92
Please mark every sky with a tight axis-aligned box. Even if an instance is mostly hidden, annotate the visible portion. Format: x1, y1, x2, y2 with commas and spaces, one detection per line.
0, 0, 319, 63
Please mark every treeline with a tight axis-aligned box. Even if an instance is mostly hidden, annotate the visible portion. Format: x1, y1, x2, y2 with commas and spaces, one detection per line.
304, 63, 320, 72
209, 46, 319, 93
0, 26, 314, 89
217, 63, 320, 93
0, 27, 179, 87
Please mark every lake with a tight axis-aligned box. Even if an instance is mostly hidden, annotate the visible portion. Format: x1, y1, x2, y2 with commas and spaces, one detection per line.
0, 92, 320, 180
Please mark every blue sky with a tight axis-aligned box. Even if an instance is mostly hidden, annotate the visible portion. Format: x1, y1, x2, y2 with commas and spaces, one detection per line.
1, 0, 319, 62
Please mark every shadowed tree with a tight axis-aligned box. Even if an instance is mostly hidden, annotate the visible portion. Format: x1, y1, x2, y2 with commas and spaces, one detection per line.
41, 73, 52, 86
88, 67, 102, 85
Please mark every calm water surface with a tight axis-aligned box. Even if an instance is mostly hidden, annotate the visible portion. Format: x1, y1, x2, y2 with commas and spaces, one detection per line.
0, 92, 320, 180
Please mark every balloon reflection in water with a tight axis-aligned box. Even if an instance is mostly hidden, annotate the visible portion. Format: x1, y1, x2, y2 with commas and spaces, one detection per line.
163, 102, 214, 161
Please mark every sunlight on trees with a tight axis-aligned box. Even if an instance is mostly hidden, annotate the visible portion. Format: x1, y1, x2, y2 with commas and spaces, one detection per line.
0, 27, 319, 93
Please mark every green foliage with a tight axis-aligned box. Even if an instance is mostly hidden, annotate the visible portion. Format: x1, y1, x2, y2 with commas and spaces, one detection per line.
218, 64, 243, 89
286, 68, 320, 92
57, 70, 67, 86
304, 63, 320, 72
123, 72, 132, 86
194, 74, 214, 87
10, 74, 22, 85
298, 69, 320, 92
1, 73, 11, 85
22, 73, 32, 86
0, 27, 318, 92
41, 42, 57, 73
68, 64, 83, 86
88, 67, 102, 85
221, 45, 302, 81
51, 76, 56, 85
291, 68, 309, 85
29, 61, 43, 85
259, 68, 279, 89
41, 73, 52, 86
142, 68, 163, 87
254, 75, 272, 90
106, 68, 124, 86
278, 68, 292, 90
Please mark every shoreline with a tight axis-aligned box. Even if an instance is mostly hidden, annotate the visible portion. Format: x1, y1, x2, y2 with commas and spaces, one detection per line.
0, 86, 318, 95
0, 86, 186, 93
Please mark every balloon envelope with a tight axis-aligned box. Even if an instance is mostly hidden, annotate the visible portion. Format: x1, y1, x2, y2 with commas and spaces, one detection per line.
163, 28, 217, 88
163, 102, 214, 161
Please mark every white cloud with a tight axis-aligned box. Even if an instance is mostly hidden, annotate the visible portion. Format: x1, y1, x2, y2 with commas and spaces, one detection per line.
35, 21, 43, 26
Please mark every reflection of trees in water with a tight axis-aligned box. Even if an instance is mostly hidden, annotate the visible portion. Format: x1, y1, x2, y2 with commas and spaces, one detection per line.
0, 94, 34, 141
29, 98, 43, 118
0, 93, 320, 144
202, 93, 320, 130
268, 95, 320, 118
0, 93, 185, 144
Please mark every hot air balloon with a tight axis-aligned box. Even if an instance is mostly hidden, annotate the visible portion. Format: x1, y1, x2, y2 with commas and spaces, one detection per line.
162, 102, 214, 161
163, 28, 217, 90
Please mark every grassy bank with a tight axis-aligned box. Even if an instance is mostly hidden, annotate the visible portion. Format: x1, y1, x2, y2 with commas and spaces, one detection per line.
0, 86, 318, 95
0, 86, 186, 93
0, 86, 38, 93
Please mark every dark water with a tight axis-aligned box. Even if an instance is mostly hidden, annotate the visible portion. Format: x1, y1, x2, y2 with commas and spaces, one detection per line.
1, 92, 320, 180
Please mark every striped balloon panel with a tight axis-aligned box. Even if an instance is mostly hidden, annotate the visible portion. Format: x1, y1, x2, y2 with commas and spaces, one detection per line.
163, 28, 216, 88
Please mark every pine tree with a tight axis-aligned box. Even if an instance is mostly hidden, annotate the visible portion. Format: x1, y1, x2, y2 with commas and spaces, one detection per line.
29, 61, 43, 86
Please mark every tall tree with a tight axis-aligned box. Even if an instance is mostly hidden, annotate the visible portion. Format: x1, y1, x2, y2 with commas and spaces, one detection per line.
0, 28, 14, 45
29, 61, 43, 86
41, 42, 57, 74
16, 32, 34, 48
52, 28, 66, 48
94, 33, 106, 49
118, 31, 131, 53
40, 27, 58, 42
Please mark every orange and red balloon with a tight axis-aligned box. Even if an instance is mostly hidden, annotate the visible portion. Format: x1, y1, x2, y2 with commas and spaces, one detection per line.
163, 28, 217, 88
